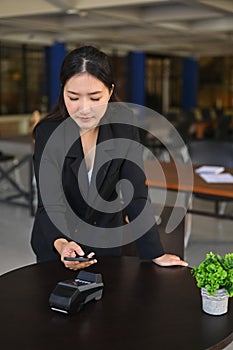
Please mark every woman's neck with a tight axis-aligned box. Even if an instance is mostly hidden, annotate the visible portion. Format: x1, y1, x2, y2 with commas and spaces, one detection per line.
80, 127, 99, 171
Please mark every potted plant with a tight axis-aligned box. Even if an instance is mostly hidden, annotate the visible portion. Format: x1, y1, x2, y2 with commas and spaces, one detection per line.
191, 252, 233, 315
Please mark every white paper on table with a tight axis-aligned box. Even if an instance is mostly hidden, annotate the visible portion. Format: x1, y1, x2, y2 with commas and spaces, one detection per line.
195, 166, 225, 174
199, 173, 233, 183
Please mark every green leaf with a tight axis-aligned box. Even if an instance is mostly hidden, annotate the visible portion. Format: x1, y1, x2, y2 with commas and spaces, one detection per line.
191, 252, 233, 297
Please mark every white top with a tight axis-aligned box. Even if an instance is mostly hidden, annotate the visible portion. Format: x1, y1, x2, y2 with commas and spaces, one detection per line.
87, 167, 93, 184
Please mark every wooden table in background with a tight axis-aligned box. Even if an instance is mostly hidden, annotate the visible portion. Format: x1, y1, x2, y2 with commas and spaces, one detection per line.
144, 160, 233, 219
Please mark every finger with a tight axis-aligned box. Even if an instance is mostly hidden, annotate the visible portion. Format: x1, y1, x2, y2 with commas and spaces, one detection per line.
67, 241, 85, 256
75, 247, 85, 256
169, 258, 188, 266
81, 259, 97, 267
71, 244, 84, 256
71, 259, 97, 270
177, 260, 189, 266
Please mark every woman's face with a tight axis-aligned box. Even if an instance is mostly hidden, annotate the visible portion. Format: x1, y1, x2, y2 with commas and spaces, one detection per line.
63, 72, 113, 132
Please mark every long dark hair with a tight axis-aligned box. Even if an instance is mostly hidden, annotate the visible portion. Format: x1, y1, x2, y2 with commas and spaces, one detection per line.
34, 45, 117, 132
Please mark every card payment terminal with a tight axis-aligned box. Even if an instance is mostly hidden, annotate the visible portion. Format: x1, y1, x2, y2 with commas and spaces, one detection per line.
49, 270, 104, 315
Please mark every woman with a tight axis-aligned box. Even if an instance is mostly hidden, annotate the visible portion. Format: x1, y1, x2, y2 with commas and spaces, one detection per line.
31, 45, 188, 270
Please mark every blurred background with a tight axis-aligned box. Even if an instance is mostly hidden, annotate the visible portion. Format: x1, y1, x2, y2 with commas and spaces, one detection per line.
0, 2, 233, 347
0, 0, 232, 128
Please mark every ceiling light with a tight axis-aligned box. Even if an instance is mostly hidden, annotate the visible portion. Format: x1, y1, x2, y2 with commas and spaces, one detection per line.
66, 8, 79, 14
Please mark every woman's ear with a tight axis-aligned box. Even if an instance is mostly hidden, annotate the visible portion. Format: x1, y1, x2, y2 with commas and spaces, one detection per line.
109, 84, 115, 99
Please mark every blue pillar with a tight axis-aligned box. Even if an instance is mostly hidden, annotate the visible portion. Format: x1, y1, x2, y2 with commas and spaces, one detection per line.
47, 42, 67, 109
182, 57, 198, 112
128, 51, 146, 106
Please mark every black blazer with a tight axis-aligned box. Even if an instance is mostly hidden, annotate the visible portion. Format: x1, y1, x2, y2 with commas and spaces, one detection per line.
31, 105, 164, 262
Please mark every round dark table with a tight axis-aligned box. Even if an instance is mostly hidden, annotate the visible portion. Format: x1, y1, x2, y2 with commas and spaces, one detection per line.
0, 257, 233, 350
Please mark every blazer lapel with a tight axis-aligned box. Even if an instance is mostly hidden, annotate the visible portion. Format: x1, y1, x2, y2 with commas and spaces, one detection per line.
70, 151, 89, 202
64, 118, 89, 200
86, 123, 115, 215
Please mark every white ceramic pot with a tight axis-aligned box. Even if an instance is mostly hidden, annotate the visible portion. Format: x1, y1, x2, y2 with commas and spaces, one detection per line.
201, 287, 229, 315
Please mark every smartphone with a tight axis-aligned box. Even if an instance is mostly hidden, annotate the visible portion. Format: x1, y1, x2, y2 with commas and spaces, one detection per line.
64, 256, 93, 262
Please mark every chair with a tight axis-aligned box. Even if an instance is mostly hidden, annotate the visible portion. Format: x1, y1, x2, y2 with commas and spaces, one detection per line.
0, 151, 17, 191
187, 140, 233, 215
215, 115, 233, 141
164, 117, 194, 163
0, 150, 35, 215
122, 205, 185, 259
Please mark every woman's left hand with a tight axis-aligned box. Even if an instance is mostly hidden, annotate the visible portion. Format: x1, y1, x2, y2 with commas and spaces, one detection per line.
153, 254, 188, 267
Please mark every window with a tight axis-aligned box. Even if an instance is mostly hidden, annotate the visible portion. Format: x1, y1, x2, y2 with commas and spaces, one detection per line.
0, 43, 47, 115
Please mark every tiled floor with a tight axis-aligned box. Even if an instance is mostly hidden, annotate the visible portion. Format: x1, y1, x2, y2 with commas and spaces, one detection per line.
185, 199, 233, 266
0, 139, 233, 349
1, 197, 233, 271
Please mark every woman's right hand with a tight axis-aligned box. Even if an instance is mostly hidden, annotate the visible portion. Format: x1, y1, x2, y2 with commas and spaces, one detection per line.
54, 238, 97, 270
